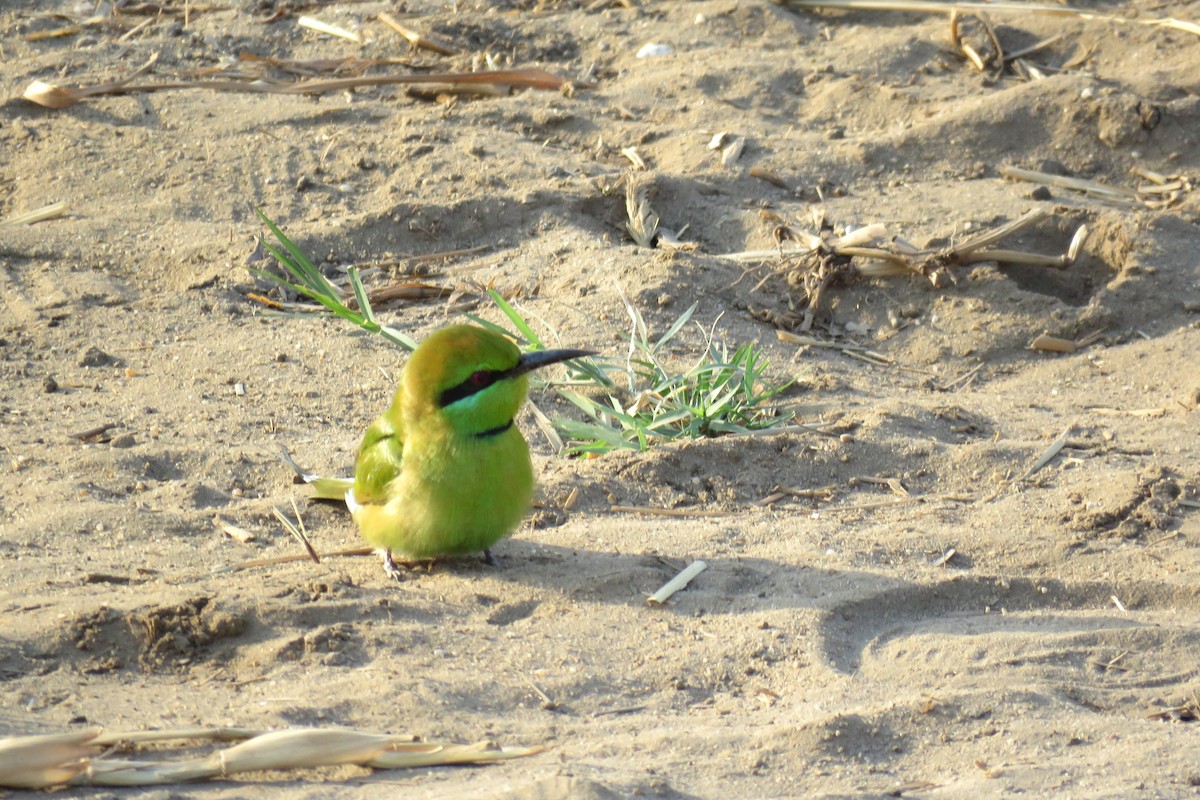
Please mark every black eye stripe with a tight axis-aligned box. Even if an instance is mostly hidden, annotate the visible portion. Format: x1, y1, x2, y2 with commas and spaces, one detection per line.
438, 369, 501, 408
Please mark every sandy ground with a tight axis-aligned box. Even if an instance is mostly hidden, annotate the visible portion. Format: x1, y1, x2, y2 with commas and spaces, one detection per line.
3, 0, 1200, 797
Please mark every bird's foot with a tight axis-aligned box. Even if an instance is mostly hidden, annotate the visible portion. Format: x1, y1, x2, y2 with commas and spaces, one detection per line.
379, 549, 407, 583
482, 549, 500, 567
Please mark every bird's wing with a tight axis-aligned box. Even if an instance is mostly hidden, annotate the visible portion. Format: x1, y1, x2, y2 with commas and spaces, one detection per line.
353, 412, 404, 505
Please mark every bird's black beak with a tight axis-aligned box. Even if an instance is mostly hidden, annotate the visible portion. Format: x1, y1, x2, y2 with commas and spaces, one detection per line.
508, 348, 594, 380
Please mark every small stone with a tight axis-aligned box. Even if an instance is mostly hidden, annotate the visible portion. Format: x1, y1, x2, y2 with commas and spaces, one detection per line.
1029, 186, 1052, 201
110, 433, 136, 449
78, 346, 118, 367
1038, 159, 1070, 175
294, 175, 313, 192
43, 376, 59, 393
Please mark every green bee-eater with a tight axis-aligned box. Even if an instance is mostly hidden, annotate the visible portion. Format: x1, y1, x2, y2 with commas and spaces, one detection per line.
314, 325, 591, 580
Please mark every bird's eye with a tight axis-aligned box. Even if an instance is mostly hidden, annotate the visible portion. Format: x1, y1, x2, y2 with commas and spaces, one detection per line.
470, 371, 491, 388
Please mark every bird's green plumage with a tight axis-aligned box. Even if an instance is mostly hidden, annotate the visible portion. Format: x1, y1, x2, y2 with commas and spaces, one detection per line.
350, 325, 586, 561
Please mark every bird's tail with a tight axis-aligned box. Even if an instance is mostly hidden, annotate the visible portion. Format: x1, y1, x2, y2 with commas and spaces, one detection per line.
308, 476, 354, 502
280, 445, 352, 505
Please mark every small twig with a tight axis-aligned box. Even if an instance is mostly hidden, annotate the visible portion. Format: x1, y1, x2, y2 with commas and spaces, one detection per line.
24, 69, 576, 109
377, 12, 458, 55
1003, 33, 1063, 62
0, 201, 68, 228
610, 505, 729, 517
69, 423, 120, 441
953, 208, 1049, 257
298, 15, 363, 43
522, 675, 558, 710
211, 546, 375, 574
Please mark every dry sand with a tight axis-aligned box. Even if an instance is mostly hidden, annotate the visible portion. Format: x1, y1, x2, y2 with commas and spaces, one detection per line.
3, 0, 1200, 797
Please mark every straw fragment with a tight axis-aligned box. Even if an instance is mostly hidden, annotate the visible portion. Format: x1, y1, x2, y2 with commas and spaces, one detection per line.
378, 12, 457, 55
0, 731, 98, 789
298, 16, 363, 43
0, 727, 544, 789
0, 201, 68, 228
647, 560, 708, 605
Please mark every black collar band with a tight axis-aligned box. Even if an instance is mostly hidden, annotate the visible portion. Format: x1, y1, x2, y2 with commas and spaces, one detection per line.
474, 419, 514, 439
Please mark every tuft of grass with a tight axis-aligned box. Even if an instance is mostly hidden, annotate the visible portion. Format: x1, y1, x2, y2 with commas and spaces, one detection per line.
254, 211, 795, 455
252, 209, 417, 351
482, 286, 795, 454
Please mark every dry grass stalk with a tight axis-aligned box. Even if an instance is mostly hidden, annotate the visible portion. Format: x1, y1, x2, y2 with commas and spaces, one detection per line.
770, 0, 1200, 38
298, 15, 363, 43
0, 727, 543, 789
377, 12, 457, 55
1000, 165, 1191, 208
647, 560, 708, 605
212, 546, 375, 574
24, 69, 574, 109
90, 728, 263, 747
0, 201, 67, 228
610, 505, 729, 517
369, 741, 546, 767
272, 500, 320, 564
979, 421, 1075, 503
238, 53, 418, 78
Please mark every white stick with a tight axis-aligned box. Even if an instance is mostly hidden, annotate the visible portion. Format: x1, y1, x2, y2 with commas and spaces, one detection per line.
647, 560, 708, 605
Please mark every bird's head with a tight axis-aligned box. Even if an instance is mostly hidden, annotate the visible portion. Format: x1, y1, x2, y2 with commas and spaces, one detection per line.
401, 325, 591, 438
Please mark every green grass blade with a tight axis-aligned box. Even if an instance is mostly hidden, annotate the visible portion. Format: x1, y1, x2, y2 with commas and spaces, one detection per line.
653, 302, 698, 353
488, 289, 544, 349
256, 209, 338, 302
347, 266, 376, 326
380, 325, 418, 351
555, 419, 637, 451
462, 313, 520, 341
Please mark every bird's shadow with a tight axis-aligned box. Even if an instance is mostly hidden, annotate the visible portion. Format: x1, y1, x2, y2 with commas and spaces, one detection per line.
368, 537, 903, 620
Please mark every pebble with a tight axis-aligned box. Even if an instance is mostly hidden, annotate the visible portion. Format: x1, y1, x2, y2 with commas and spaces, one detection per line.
110, 433, 136, 449
636, 43, 673, 58
78, 346, 118, 367
43, 376, 58, 393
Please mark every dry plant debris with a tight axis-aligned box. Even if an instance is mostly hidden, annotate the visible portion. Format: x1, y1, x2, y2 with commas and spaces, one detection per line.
24, 67, 575, 109
1000, 166, 1192, 209
769, 0, 1200, 38
0, 727, 542, 789
647, 561, 709, 605
721, 208, 1085, 332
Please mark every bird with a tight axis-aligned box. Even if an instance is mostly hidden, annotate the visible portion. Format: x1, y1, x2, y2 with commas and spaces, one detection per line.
311, 324, 591, 580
